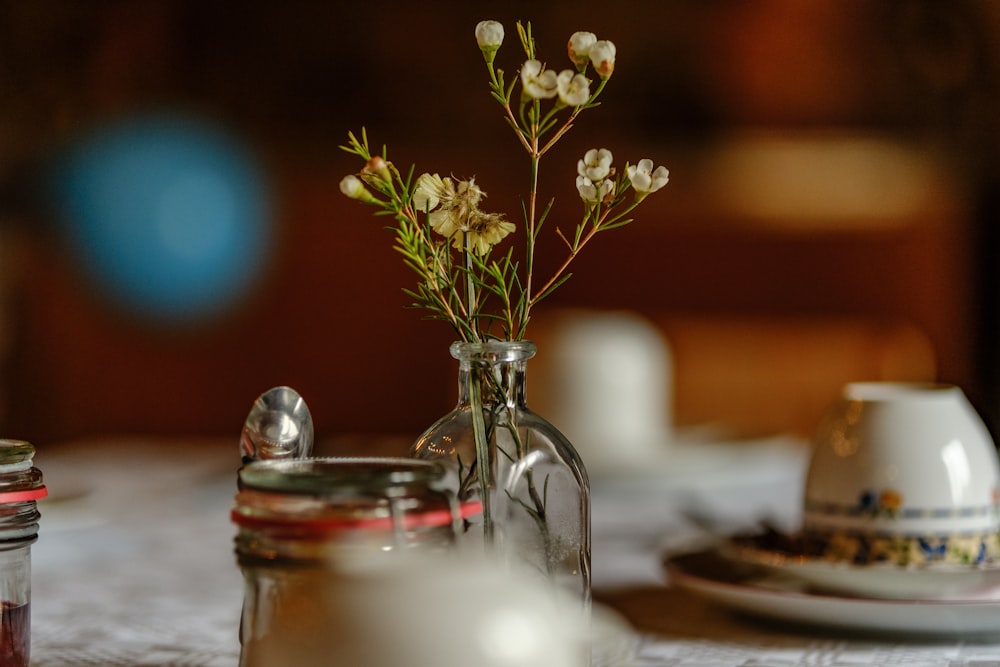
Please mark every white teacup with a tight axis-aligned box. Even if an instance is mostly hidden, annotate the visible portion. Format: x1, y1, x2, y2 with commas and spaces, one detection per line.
530, 309, 673, 474
804, 382, 1000, 567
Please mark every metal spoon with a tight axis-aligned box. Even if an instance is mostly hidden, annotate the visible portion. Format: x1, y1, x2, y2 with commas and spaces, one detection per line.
240, 386, 314, 463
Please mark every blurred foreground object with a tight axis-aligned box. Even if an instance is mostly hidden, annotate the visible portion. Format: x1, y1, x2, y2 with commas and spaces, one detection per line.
239, 551, 587, 667
49, 114, 272, 325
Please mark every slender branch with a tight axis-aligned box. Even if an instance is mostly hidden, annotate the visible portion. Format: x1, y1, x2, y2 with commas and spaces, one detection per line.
529, 197, 642, 310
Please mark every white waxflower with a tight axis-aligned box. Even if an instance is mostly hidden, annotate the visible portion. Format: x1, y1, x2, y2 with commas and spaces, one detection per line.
340, 175, 375, 202
415, 176, 504, 255
557, 70, 590, 106
475, 20, 504, 49
420, 177, 511, 255
576, 175, 613, 206
475, 20, 504, 65
413, 173, 453, 212
464, 212, 516, 256
520, 60, 559, 99
362, 155, 392, 185
626, 159, 669, 199
577, 148, 613, 182
567, 31, 597, 67
454, 178, 485, 216
589, 39, 617, 78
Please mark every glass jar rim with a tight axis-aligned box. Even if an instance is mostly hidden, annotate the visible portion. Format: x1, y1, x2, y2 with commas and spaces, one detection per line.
238, 456, 446, 495
0, 440, 35, 467
234, 457, 479, 534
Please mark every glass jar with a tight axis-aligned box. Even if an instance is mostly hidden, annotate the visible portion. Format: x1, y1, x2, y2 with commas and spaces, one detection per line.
232, 457, 471, 667
0, 440, 47, 667
410, 341, 591, 606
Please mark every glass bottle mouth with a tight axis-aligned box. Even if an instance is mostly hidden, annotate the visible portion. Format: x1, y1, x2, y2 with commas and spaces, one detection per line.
450, 340, 536, 362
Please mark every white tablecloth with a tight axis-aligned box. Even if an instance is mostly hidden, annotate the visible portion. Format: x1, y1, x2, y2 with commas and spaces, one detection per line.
32, 439, 242, 666
27, 435, 1000, 666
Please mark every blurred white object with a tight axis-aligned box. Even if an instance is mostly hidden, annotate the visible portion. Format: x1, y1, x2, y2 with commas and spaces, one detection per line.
243, 553, 587, 667
532, 309, 673, 474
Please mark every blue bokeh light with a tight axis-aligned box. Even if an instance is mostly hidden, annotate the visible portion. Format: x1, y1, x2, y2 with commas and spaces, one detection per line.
51, 114, 273, 324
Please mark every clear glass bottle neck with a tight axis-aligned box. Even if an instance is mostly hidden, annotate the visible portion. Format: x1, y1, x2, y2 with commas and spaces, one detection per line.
452, 341, 534, 409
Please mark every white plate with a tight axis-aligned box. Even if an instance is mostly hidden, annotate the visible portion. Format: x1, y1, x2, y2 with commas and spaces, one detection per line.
665, 549, 1000, 636
723, 536, 1000, 600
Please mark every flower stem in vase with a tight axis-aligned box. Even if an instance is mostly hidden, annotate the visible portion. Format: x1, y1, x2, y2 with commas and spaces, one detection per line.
468, 368, 494, 544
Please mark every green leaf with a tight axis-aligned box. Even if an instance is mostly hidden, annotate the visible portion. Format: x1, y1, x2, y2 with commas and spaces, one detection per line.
534, 273, 573, 304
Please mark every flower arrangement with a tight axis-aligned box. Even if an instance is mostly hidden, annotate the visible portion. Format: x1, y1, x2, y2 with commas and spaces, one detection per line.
339, 20, 668, 343
340, 21, 670, 601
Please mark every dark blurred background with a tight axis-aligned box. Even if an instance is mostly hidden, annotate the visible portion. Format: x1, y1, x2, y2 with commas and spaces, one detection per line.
0, 0, 997, 446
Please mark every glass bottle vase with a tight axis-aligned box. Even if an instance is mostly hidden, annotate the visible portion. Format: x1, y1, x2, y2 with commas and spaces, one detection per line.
410, 341, 591, 605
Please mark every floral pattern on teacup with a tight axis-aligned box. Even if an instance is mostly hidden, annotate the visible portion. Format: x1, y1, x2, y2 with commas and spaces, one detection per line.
857, 489, 902, 518
805, 487, 1000, 565
806, 530, 1000, 566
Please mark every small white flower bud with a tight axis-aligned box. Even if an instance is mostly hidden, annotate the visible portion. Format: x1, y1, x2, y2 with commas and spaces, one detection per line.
340, 175, 375, 202
589, 40, 617, 79
475, 20, 505, 49
567, 31, 597, 67
475, 20, 504, 65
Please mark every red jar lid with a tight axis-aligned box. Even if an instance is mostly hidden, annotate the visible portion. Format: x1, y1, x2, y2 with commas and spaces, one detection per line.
231, 496, 481, 532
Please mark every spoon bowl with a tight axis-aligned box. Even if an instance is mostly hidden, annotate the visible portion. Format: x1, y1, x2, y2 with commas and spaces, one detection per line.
240, 386, 314, 463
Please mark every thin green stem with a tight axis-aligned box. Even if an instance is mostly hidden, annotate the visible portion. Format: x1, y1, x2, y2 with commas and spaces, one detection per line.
464, 234, 479, 342
519, 149, 540, 340
468, 369, 493, 544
